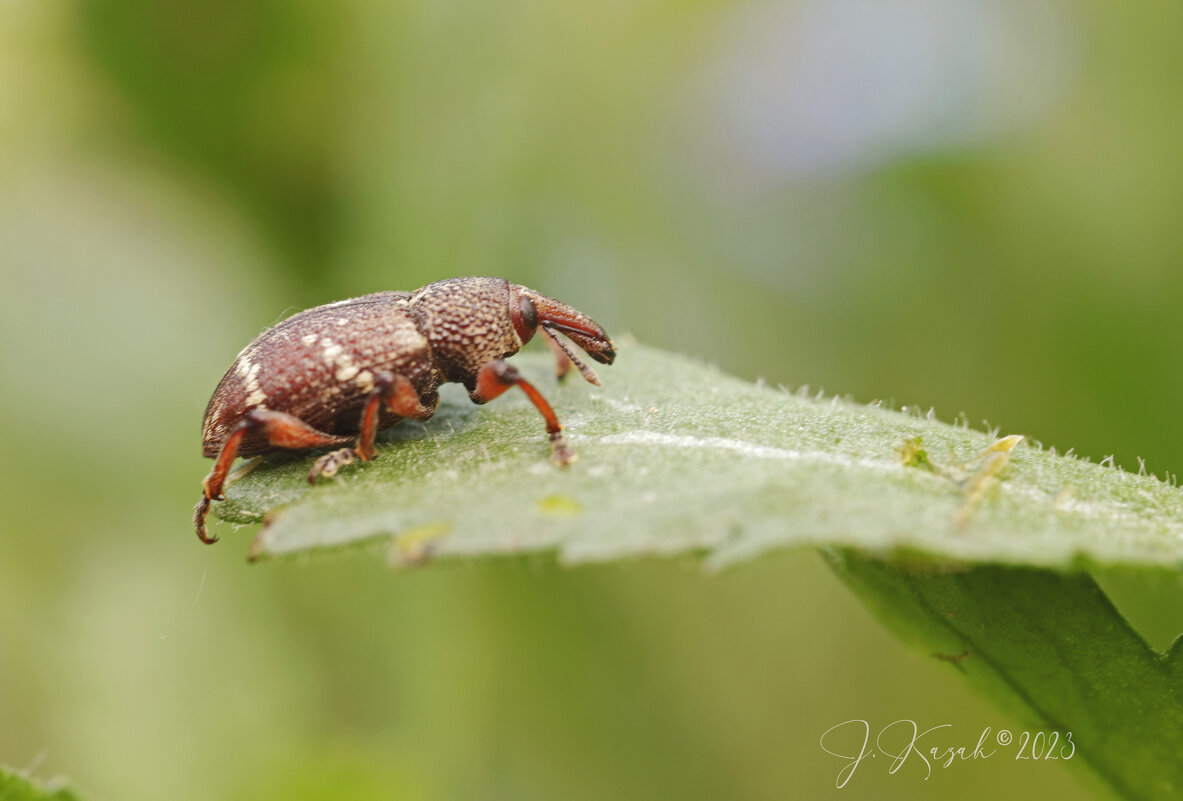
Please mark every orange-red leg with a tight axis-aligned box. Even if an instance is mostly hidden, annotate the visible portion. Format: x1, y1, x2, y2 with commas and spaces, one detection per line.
382, 373, 437, 420
195, 408, 350, 543
310, 373, 437, 481
472, 360, 574, 464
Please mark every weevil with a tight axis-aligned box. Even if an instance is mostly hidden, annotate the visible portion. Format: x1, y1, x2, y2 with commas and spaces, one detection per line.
194, 276, 615, 543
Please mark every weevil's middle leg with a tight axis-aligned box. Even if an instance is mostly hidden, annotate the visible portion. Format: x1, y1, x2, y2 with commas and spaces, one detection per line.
471, 360, 575, 465
311, 373, 437, 482
196, 408, 352, 543
308, 447, 359, 481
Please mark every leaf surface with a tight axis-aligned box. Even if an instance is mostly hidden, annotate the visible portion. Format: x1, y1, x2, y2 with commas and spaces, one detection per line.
210, 342, 1183, 800
826, 553, 1183, 801
212, 342, 1183, 570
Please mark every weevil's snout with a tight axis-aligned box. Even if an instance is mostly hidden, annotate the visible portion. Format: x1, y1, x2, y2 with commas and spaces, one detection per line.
512, 286, 615, 383
553, 319, 614, 365
529, 291, 614, 359
575, 332, 614, 364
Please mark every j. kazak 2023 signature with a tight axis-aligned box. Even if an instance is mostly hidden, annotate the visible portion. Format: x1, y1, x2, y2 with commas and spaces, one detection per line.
819, 719, 1076, 788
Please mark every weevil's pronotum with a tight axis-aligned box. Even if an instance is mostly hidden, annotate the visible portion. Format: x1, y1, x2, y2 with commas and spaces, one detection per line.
194, 277, 615, 543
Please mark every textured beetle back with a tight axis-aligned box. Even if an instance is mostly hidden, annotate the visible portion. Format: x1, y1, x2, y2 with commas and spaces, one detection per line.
409, 277, 522, 384
202, 291, 437, 456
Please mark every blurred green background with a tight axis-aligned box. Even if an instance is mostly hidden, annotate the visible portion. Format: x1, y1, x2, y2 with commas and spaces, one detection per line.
1, 0, 1181, 798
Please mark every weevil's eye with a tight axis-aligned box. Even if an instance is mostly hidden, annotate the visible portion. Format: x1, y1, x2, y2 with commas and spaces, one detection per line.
521, 296, 538, 331
511, 292, 539, 343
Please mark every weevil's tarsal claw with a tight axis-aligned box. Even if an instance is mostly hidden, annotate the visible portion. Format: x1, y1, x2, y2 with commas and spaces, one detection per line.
542, 325, 601, 386
549, 430, 576, 466
309, 448, 359, 482
194, 496, 218, 544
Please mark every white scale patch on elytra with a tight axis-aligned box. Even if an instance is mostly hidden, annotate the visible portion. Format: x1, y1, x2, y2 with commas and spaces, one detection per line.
319, 338, 344, 364
316, 335, 363, 383
244, 309, 432, 409
240, 359, 267, 408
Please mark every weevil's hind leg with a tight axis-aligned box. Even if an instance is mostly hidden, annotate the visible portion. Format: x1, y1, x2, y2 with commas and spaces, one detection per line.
310, 388, 384, 482
196, 409, 351, 543
311, 373, 439, 482
470, 360, 575, 465
193, 497, 216, 544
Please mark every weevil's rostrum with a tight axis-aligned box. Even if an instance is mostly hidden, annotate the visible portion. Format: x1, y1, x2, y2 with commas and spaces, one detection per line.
195, 277, 615, 544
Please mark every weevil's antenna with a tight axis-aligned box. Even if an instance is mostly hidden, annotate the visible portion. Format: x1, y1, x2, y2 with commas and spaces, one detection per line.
542, 325, 601, 386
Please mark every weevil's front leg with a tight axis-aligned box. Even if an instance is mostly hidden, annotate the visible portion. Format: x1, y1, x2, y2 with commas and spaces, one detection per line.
311, 373, 438, 481
471, 360, 575, 465
195, 409, 352, 543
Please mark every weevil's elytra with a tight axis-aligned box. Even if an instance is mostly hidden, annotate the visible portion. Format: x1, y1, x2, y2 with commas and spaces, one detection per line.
194, 277, 615, 544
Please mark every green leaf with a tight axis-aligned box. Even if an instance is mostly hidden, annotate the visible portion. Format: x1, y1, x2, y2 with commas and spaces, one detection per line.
210, 341, 1183, 800
213, 341, 1183, 570
825, 553, 1183, 801
0, 767, 82, 801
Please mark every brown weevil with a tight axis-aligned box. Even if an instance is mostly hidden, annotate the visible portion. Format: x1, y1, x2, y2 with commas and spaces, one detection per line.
194, 277, 615, 543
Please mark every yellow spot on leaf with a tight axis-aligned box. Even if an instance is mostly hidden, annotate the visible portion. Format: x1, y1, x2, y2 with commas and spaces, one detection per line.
898, 437, 936, 472
388, 522, 450, 568
536, 494, 583, 516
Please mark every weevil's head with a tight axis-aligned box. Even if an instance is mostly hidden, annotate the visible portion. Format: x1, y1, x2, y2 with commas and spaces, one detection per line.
509, 284, 615, 384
